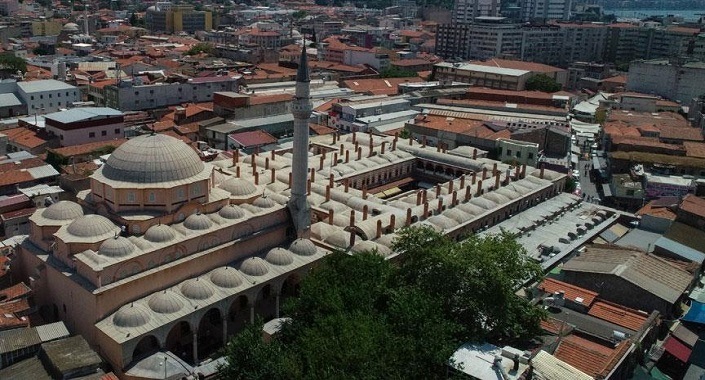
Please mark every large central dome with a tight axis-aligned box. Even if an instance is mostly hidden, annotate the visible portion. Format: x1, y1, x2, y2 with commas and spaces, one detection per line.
102, 134, 205, 184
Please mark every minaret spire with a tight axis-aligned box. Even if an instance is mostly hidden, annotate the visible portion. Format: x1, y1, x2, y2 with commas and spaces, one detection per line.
288, 41, 312, 237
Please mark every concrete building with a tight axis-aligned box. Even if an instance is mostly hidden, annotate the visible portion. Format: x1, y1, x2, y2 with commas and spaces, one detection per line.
521, 0, 572, 22
14, 80, 81, 114
627, 59, 705, 103
331, 98, 412, 132
433, 62, 532, 90
497, 138, 539, 166
146, 4, 212, 34
104, 77, 239, 111
452, 0, 500, 25
43, 107, 124, 147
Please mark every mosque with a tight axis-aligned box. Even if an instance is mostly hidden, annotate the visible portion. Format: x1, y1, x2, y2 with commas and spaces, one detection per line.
15, 49, 567, 378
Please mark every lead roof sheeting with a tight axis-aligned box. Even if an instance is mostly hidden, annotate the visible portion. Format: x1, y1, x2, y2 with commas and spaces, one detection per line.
35, 321, 70, 342
0, 327, 41, 354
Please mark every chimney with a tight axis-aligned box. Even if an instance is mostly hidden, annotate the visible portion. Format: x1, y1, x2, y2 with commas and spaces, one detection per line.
354, 141, 359, 152
521, 164, 526, 178
329, 173, 334, 189
333, 152, 338, 166
307, 179, 311, 195
476, 180, 483, 196
271, 150, 276, 161
349, 230, 356, 247
492, 162, 497, 176
254, 172, 259, 185
448, 180, 454, 193
376, 220, 382, 239
288, 172, 292, 187
389, 214, 396, 230
236, 166, 241, 178
271, 168, 276, 184
319, 155, 324, 170
437, 198, 443, 213
251, 157, 257, 174
328, 209, 334, 224
422, 190, 428, 204
423, 202, 429, 219
350, 210, 356, 227
494, 173, 500, 189
435, 184, 441, 197
233, 149, 239, 165
406, 208, 412, 226
514, 166, 520, 180
332, 132, 337, 144
465, 185, 471, 201
381, 141, 386, 154
422, 135, 427, 147
436, 144, 441, 152
344, 178, 349, 192
409, 136, 413, 146
392, 138, 397, 151
540, 165, 545, 179
345, 150, 350, 163
472, 148, 477, 160
340, 144, 344, 155
472, 172, 476, 184
416, 191, 422, 205
482, 167, 487, 180
357, 148, 362, 161
506, 168, 512, 185
362, 185, 367, 198
265, 157, 270, 170
452, 191, 457, 206
352, 132, 357, 144
363, 205, 368, 220
460, 174, 465, 188
310, 168, 316, 183
325, 185, 331, 202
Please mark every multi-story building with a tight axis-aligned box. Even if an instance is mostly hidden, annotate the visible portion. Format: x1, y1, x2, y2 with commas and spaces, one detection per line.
104, 76, 239, 111
15, 80, 81, 114
452, 0, 500, 25
521, 0, 572, 22
43, 107, 124, 147
436, 17, 524, 61
558, 23, 609, 65
146, 3, 212, 34
0, 0, 18, 17
520, 25, 564, 65
627, 59, 705, 103
432, 62, 532, 90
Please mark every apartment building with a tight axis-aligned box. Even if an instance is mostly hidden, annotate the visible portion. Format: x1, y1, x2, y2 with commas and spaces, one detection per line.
44, 107, 124, 147
521, 0, 572, 22
146, 3, 212, 34
452, 0, 501, 24
627, 59, 705, 103
14, 80, 81, 113
436, 17, 524, 61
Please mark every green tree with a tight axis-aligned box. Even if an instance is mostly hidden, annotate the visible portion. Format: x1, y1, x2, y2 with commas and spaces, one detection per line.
185, 43, 215, 56
379, 66, 418, 78
525, 74, 562, 93
0, 53, 27, 73
292, 10, 307, 20
393, 226, 545, 344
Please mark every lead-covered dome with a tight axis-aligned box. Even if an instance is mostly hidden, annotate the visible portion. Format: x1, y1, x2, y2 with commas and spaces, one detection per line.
113, 303, 151, 328
67, 214, 118, 238
239, 257, 269, 276
144, 224, 177, 243
220, 178, 257, 197
289, 238, 317, 256
183, 213, 213, 230
42, 201, 83, 221
180, 278, 215, 300
101, 134, 205, 184
148, 291, 183, 314
218, 205, 246, 220
265, 248, 294, 266
210, 267, 243, 288
99, 236, 136, 258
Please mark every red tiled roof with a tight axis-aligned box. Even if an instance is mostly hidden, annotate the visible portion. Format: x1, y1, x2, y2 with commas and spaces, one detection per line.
554, 335, 613, 378
3, 127, 50, 149
471, 58, 566, 73
636, 200, 677, 221
342, 77, 423, 96
684, 142, 705, 158
588, 300, 648, 331
0, 283, 31, 302
309, 123, 336, 136
0, 171, 34, 188
48, 139, 128, 158
249, 94, 293, 105
603, 75, 627, 84
540, 317, 572, 335
663, 336, 692, 363
538, 278, 598, 307
659, 126, 704, 142
1, 207, 37, 220
680, 194, 705, 218
229, 130, 277, 148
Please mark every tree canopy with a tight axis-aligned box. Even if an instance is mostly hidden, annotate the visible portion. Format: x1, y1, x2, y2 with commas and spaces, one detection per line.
220, 227, 544, 379
525, 74, 562, 93
0, 54, 27, 73
185, 43, 215, 56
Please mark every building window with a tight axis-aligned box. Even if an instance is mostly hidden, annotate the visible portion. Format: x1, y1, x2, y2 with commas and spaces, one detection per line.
506, 149, 512, 156
101, 130, 107, 136
115, 128, 120, 135
191, 183, 202, 196
127, 192, 136, 203
176, 187, 185, 199
31, 96, 34, 100
528, 153, 534, 159
516, 151, 521, 158
89, 132, 95, 138
40, 95, 43, 99
49, 94, 52, 98
148, 192, 156, 203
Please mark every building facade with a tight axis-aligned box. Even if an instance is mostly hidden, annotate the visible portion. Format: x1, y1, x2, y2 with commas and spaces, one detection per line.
44, 107, 124, 147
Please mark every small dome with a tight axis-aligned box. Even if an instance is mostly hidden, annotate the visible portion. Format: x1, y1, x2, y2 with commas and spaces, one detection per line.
265, 248, 294, 266
220, 178, 257, 196
253, 196, 276, 208
67, 214, 118, 238
218, 205, 246, 220
144, 224, 177, 243
210, 267, 243, 288
99, 236, 136, 258
180, 278, 215, 300
239, 257, 269, 276
63, 22, 80, 31
42, 201, 83, 221
101, 134, 205, 184
183, 213, 213, 230
352, 241, 392, 257
289, 238, 317, 256
147, 291, 183, 314
113, 303, 151, 328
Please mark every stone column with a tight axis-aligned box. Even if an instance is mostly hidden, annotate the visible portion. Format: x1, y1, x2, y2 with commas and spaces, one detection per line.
193, 331, 198, 363
222, 317, 228, 345
275, 294, 281, 318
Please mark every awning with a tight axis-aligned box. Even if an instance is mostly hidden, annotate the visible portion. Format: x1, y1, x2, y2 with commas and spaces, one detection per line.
683, 301, 705, 325
601, 183, 613, 198
664, 336, 692, 363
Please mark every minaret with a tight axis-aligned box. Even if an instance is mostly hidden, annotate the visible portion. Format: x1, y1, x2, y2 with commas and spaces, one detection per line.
288, 43, 312, 237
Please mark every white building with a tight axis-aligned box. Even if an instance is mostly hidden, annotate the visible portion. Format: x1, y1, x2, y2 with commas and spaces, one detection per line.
497, 138, 540, 167
627, 59, 705, 103
452, 0, 500, 25
44, 107, 124, 147
16, 80, 81, 114
332, 98, 412, 132
521, 0, 572, 22
343, 50, 390, 71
